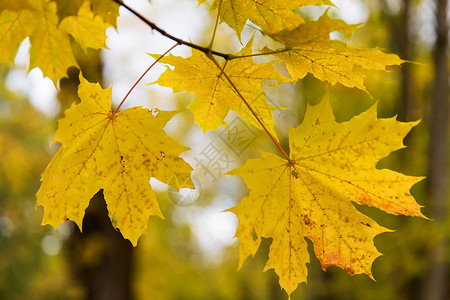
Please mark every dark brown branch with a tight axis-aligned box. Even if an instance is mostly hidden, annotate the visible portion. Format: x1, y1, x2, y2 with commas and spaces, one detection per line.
111, 0, 233, 60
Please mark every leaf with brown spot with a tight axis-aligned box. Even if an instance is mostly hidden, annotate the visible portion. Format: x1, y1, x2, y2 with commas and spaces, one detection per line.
36, 75, 193, 246
229, 95, 425, 296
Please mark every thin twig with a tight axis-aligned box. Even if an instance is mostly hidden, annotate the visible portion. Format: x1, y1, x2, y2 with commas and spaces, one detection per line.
111, 0, 232, 60
112, 43, 180, 116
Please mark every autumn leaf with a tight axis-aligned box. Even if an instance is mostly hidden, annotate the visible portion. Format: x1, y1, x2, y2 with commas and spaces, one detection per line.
201, 0, 333, 37
0, 9, 35, 62
153, 38, 288, 135
29, 0, 80, 85
90, 0, 120, 26
266, 14, 404, 91
53, 0, 85, 19
54, 0, 119, 26
36, 75, 193, 246
0, 0, 76, 84
0, 0, 32, 12
0, 0, 114, 85
59, 1, 110, 52
229, 96, 425, 295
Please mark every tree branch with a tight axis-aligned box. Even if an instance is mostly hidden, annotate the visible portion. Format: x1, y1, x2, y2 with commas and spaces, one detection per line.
111, 0, 233, 60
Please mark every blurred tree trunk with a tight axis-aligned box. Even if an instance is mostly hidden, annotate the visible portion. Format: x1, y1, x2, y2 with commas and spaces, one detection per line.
384, 2, 417, 299
398, 0, 413, 122
68, 192, 134, 300
383, 0, 415, 122
59, 46, 135, 300
423, 0, 449, 299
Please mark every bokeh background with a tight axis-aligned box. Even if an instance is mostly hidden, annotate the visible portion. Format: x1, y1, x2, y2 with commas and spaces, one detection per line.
0, 0, 448, 299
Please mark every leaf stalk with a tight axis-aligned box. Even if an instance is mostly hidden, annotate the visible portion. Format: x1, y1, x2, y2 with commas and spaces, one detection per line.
207, 0, 223, 49
111, 0, 293, 165
112, 42, 180, 115
205, 52, 294, 164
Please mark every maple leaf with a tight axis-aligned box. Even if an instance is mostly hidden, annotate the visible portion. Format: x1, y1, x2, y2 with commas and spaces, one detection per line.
201, 0, 332, 37
53, 0, 85, 20
36, 75, 193, 246
0, 0, 76, 85
266, 14, 404, 91
0, 9, 36, 62
28, 0, 79, 85
0, 0, 114, 85
229, 96, 425, 295
153, 38, 288, 135
91, 0, 120, 26
59, 1, 110, 52
54, 0, 119, 26
0, 1, 32, 12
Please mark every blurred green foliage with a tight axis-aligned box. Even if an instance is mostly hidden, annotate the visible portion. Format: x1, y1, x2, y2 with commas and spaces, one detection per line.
0, 63, 83, 299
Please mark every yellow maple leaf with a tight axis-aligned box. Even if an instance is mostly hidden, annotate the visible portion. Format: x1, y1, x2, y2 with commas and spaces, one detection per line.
52, 0, 85, 19
266, 14, 404, 91
153, 38, 288, 135
91, 0, 120, 26
229, 96, 425, 296
0, 0, 114, 85
201, 0, 332, 37
36, 75, 193, 246
59, 1, 109, 52
53, 0, 119, 26
28, 0, 78, 85
0, 9, 36, 62
0, 1, 32, 12
0, 0, 77, 84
